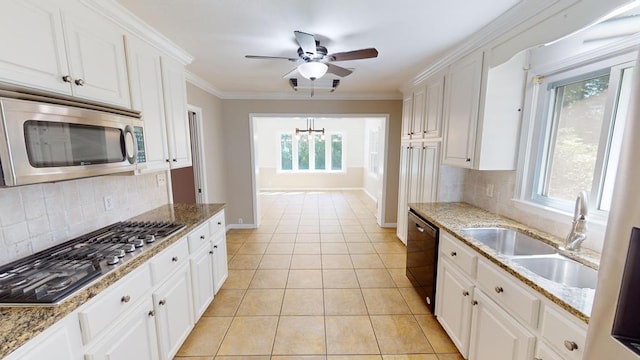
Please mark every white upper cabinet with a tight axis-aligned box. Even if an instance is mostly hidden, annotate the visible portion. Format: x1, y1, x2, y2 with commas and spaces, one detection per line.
401, 96, 413, 139
442, 50, 526, 170
161, 56, 192, 169
411, 86, 426, 138
126, 35, 171, 172
0, 0, 131, 108
401, 72, 444, 140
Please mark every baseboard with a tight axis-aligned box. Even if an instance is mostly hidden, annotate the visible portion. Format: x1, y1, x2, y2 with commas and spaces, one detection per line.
381, 222, 397, 228
260, 187, 366, 192
226, 224, 257, 231
363, 189, 377, 203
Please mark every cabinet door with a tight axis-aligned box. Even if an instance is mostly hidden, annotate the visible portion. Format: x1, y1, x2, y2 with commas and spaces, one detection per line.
212, 232, 229, 294
407, 144, 424, 203
442, 51, 483, 168
535, 341, 564, 360
468, 290, 536, 360
411, 86, 426, 138
7, 314, 83, 360
435, 259, 474, 358
126, 35, 170, 172
63, 4, 131, 108
190, 245, 215, 320
0, 0, 72, 95
153, 265, 194, 360
417, 143, 439, 203
424, 74, 444, 138
161, 56, 192, 169
401, 96, 413, 139
396, 144, 410, 244
84, 300, 159, 360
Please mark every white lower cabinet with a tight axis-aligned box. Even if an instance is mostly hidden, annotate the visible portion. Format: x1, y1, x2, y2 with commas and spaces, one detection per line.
84, 299, 159, 360
435, 231, 588, 360
212, 231, 229, 294
190, 244, 215, 319
468, 290, 536, 360
435, 259, 474, 358
153, 262, 195, 360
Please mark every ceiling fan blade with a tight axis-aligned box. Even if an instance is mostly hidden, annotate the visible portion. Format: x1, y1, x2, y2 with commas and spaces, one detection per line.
327, 48, 378, 62
326, 63, 353, 77
245, 55, 299, 62
282, 67, 299, 78
294, 31, 317, 56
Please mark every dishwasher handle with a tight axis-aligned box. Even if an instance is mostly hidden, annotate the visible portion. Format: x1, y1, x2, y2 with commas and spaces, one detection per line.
409, 211, 438, 237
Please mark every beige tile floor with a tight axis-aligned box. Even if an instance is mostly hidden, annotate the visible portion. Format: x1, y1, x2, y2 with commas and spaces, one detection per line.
175, 191, 463, 360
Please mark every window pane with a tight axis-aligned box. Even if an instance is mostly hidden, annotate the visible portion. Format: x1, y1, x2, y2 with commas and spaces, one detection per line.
298, 135, 310, 170
314, 134, 325, 170
543, 74, 610, 202
600, 67, 633, 211
369, 130, 379, 176
280, 134, 292, 170
331, 134, 342, 170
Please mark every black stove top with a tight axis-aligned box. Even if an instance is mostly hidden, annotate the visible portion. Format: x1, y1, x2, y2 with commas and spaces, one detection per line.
0, 221, 184, 305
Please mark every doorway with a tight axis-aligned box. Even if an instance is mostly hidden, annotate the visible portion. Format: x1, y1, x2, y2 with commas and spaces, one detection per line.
249, 114, 389, 226
170, 106, 207, 203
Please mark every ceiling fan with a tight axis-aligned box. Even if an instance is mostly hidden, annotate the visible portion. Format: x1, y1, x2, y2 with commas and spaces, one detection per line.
245, 31, 378, 80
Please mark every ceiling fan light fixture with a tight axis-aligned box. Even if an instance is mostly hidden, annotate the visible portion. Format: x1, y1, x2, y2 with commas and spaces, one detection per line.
298, 62, 328, 80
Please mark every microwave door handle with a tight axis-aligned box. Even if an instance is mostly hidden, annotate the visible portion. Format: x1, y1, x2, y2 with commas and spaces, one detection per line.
124, 125, 138, 164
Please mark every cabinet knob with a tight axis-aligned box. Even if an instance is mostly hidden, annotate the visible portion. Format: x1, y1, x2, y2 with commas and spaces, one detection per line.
462, 290, 469, 297
159, 299, 166, 306
62, 75, 73, 83
148, 310, 155, 317
450, 251, 457, 257
74, 78, 85, 86
173, 158, 177, 162
217, 221, 222, 225
121, 295, 131, 303
200, 235, 205, 240
471, 300, 478, 306
466, 158, 471, 162
214, 245, 218, 249
564, 340, 578, 351
494, 286, 504, 294
171, 256, 179, 262
209, 250, 214, 254
166, 159, 170, 162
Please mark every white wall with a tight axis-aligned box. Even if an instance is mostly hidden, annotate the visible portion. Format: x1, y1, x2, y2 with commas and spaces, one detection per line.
0, 173, 169, 266
363, 118, 385, 202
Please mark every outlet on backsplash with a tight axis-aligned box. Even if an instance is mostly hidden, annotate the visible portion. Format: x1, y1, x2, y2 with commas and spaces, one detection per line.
156, 173, 166, 187
103, 195, 114, 211
485, 183, 494, 198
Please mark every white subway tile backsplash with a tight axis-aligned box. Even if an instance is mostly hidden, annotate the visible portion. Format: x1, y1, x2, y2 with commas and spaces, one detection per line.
0, 172, 169, 266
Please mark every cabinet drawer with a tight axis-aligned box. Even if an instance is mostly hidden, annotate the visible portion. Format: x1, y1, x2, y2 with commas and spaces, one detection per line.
541, 307, 586, 360
150, 238, 189, 285
440, 232, 477, 277
209, 210, 225, 236
477, 259, 540, 328
79, 265, 152, 344
187, 223, 210, 254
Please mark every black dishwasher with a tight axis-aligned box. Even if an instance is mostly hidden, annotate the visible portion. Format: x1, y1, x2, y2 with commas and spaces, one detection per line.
406, 208, 439, 312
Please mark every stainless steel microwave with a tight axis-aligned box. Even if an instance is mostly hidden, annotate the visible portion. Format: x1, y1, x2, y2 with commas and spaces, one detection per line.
0, 95, 146, 187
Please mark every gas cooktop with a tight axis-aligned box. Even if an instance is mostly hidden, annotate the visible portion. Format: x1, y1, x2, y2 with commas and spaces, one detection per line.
0, 221, 184, 305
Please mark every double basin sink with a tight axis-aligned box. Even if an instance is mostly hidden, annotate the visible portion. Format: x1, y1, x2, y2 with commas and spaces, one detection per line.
459, 227, 598, 289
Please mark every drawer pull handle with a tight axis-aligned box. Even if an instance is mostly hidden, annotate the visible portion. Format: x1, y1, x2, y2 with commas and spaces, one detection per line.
494, 286, 504, 294
564, 340, 578, 351
450, 251, 457, 257
159, 299, 166, 306
172, 256, 179, 262
200, 235, 205, 240
121, 295, 131, 303
471, 300, 478, 306
148, 310, 155, 317
462, 290, 469, 297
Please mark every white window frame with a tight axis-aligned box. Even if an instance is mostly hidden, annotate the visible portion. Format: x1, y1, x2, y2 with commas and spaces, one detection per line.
368, 128, 379, 177
278, 131, 345, 173
517, 51, 636, 223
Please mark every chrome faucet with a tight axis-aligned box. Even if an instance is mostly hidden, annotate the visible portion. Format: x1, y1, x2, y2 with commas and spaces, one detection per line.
565, 191, 588, 251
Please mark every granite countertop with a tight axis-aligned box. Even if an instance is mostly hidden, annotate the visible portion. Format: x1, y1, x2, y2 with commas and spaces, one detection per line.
0, 203, 225, 359
409, 202, 600, 324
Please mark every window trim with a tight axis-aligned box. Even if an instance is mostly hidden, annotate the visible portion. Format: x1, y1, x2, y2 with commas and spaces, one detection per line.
519, 51, 636, 221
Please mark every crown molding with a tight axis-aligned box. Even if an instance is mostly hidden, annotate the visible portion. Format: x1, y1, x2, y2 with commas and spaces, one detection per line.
407, 0, 569, 87
216, 91, 403, 101
81, 0, 194, 65
185, 71, 225, 98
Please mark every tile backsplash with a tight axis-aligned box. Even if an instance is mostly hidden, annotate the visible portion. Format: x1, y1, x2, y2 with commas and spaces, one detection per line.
0, 173, 169, 266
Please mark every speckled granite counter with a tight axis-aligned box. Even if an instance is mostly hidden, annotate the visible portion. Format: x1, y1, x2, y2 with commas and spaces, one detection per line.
0, 203, 225, 359
409, 202, 600, 324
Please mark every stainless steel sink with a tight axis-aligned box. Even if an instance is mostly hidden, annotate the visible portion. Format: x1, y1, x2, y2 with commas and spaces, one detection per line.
511, 256, 598, 289
460, 227, 557, 256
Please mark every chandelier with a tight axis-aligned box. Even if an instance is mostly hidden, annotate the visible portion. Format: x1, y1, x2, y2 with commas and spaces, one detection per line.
295, 118, 325, 140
